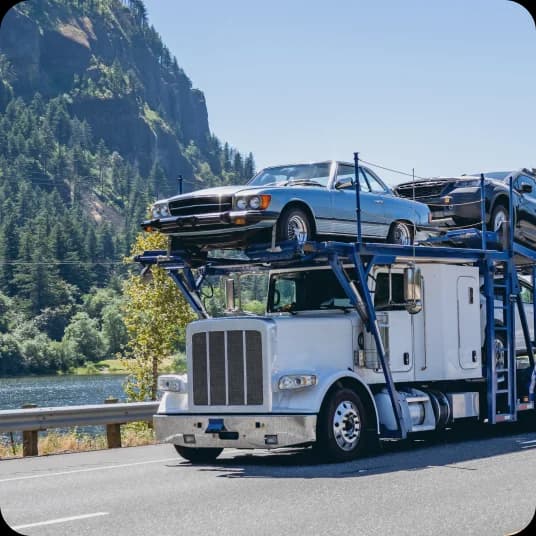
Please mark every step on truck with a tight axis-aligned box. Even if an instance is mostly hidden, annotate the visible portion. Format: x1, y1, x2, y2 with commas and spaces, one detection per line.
137, 155, 536, 463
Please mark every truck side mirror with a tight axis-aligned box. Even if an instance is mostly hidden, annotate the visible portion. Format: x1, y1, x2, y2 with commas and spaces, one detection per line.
404, 265, 422, 314
225, 278, 235, 311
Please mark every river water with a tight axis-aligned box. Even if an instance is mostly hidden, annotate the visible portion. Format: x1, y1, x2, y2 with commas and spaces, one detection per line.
0, 374, 129, 410
0, 374, 131, 441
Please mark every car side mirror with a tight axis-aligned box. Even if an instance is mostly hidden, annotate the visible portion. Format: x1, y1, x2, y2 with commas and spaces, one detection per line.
335, 177, 354, 190
521, 183, 533, 194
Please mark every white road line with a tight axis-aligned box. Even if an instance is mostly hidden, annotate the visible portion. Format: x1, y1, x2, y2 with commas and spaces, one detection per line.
0, 457, 178, 483
12, 512, 109, 530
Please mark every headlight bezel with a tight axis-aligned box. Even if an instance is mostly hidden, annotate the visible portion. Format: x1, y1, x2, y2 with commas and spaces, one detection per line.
233, 195, 271, 211
157, 374, 188, 393
278, 374, 317, 391
151, 202, 170, 219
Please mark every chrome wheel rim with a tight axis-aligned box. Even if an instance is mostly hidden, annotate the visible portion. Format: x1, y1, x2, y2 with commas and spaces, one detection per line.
494, 337, 505, 369
493, 210, 507, 231
393, 222, 412, 245
332, 400, 361, 451
287, 215, 308, 241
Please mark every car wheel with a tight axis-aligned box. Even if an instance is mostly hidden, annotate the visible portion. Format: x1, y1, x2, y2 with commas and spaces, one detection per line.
174, 445, 223, 463
314, 388, 369, 463
491, 204, 509, 232
277, 207, 313, 242
387, 221, 413, 245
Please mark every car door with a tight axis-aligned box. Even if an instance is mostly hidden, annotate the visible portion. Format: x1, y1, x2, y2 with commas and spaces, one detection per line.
328, 163, 387, 239
514, 174, 536, 244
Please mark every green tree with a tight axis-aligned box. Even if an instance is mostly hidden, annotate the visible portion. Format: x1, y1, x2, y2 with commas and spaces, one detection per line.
121, 232, 194, 401
62, 311, 105, 363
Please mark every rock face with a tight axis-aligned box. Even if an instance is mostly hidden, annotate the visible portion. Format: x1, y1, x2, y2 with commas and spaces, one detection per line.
0, 0, 213, 179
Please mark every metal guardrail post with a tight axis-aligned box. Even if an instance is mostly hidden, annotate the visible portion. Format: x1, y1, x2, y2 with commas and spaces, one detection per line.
22, 404, 38, 457
104, 397, 122, 448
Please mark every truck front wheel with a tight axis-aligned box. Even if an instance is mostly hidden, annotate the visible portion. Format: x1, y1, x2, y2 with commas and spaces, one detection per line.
174, 445, 223, 463
314, 388, 369, 463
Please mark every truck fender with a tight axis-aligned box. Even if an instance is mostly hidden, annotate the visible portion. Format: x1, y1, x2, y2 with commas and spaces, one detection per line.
315, 371, 380, 434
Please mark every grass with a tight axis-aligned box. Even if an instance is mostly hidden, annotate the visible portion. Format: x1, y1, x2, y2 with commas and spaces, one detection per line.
0, 423, 156, 459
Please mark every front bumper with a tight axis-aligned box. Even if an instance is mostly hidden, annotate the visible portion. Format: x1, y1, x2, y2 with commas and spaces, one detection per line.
154, 413, 317, 449
142, 210, 278, 236
428, 189, 482, 223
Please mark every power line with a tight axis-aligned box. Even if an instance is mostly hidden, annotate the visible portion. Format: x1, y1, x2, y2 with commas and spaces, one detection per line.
360, 158, 428, 180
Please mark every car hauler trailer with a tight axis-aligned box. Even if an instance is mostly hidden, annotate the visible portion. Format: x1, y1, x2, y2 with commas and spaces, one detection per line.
136, 154, 536, 463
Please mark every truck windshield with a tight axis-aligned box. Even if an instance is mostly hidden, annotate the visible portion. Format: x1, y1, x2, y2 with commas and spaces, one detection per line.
267, 268, 407, 313
268, 269, 355, 312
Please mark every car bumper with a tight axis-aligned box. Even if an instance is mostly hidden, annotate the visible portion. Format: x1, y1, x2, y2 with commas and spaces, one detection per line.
142, 210, 278, 242
142, 210, 279, 247
154, 413, 317, 449
429, 190, 482, 223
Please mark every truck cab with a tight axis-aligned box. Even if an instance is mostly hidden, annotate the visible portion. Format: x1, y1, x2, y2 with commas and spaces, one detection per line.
155, 257, 530, 463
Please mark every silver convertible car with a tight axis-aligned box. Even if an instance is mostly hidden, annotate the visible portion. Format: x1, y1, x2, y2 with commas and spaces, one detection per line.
142, 161, 431, 248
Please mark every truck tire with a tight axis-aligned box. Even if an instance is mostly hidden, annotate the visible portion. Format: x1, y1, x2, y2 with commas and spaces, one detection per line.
174, 445, 223, 463
314, 388, 369, 463
277, 206, 313, 242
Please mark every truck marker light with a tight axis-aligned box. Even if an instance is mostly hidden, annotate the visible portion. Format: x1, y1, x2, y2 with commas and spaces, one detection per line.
183, 434, 196, 444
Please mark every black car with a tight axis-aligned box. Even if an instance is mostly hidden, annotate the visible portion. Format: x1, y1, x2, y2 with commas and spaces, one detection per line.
394, 168, 536, 246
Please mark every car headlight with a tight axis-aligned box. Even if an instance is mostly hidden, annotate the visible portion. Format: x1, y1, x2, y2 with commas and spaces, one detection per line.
157, 374, 188, 393
236, 198, 248, 210
249, 196, 261, 209
152, 203, 170, 219
278, 374, 317, 390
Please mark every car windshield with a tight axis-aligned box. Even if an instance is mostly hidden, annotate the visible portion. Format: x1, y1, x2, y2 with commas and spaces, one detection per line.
248, 163, 331, 188
482, 171, 510, 180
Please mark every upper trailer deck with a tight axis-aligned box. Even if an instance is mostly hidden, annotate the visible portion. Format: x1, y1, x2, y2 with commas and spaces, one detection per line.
134, 227, 536, 276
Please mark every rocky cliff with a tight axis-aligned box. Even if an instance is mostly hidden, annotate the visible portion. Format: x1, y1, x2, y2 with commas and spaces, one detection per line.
0, 0, 222, 182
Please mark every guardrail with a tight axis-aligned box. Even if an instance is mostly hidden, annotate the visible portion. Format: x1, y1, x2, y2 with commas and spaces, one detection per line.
0, 400, 159, 456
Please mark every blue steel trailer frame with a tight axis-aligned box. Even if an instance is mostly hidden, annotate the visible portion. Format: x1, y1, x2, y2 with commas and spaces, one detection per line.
135, 154, 536, 438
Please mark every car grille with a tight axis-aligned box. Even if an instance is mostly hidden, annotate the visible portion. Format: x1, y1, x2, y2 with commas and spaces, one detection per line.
168, 195, 233, 217
191, 330, 263, 406
395, 181, 448, 201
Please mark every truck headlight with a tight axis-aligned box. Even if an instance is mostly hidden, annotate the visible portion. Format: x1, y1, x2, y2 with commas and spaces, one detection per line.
278, 374, 317, 390
157, 374, 187, 393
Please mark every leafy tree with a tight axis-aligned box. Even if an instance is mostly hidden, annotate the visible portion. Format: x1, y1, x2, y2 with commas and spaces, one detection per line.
121, 232, 194, 400
62, 311, 105, 363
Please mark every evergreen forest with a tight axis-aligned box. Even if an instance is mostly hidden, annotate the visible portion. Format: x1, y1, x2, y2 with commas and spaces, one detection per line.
0, 0, 256, 375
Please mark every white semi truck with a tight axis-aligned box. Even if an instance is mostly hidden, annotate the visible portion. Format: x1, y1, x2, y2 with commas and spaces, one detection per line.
139, 236, 536, 463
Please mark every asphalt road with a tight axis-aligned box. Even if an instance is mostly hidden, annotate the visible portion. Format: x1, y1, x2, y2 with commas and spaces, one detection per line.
1, 421, 536, 536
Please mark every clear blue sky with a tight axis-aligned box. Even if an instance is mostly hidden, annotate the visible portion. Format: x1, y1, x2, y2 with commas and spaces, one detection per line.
144, 0, 535, 185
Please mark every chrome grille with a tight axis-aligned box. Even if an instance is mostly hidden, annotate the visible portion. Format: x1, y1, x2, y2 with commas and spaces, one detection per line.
395, 181, 448, 201
169, 195, 233, 216
192, 330, 263, 406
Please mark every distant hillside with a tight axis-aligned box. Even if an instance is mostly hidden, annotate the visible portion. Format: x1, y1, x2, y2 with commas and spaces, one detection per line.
0, 0, 255, 374
0, 0, 254, 191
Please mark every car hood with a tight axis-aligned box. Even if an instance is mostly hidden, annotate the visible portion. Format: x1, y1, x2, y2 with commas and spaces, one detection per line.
162, 183, 317, 203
